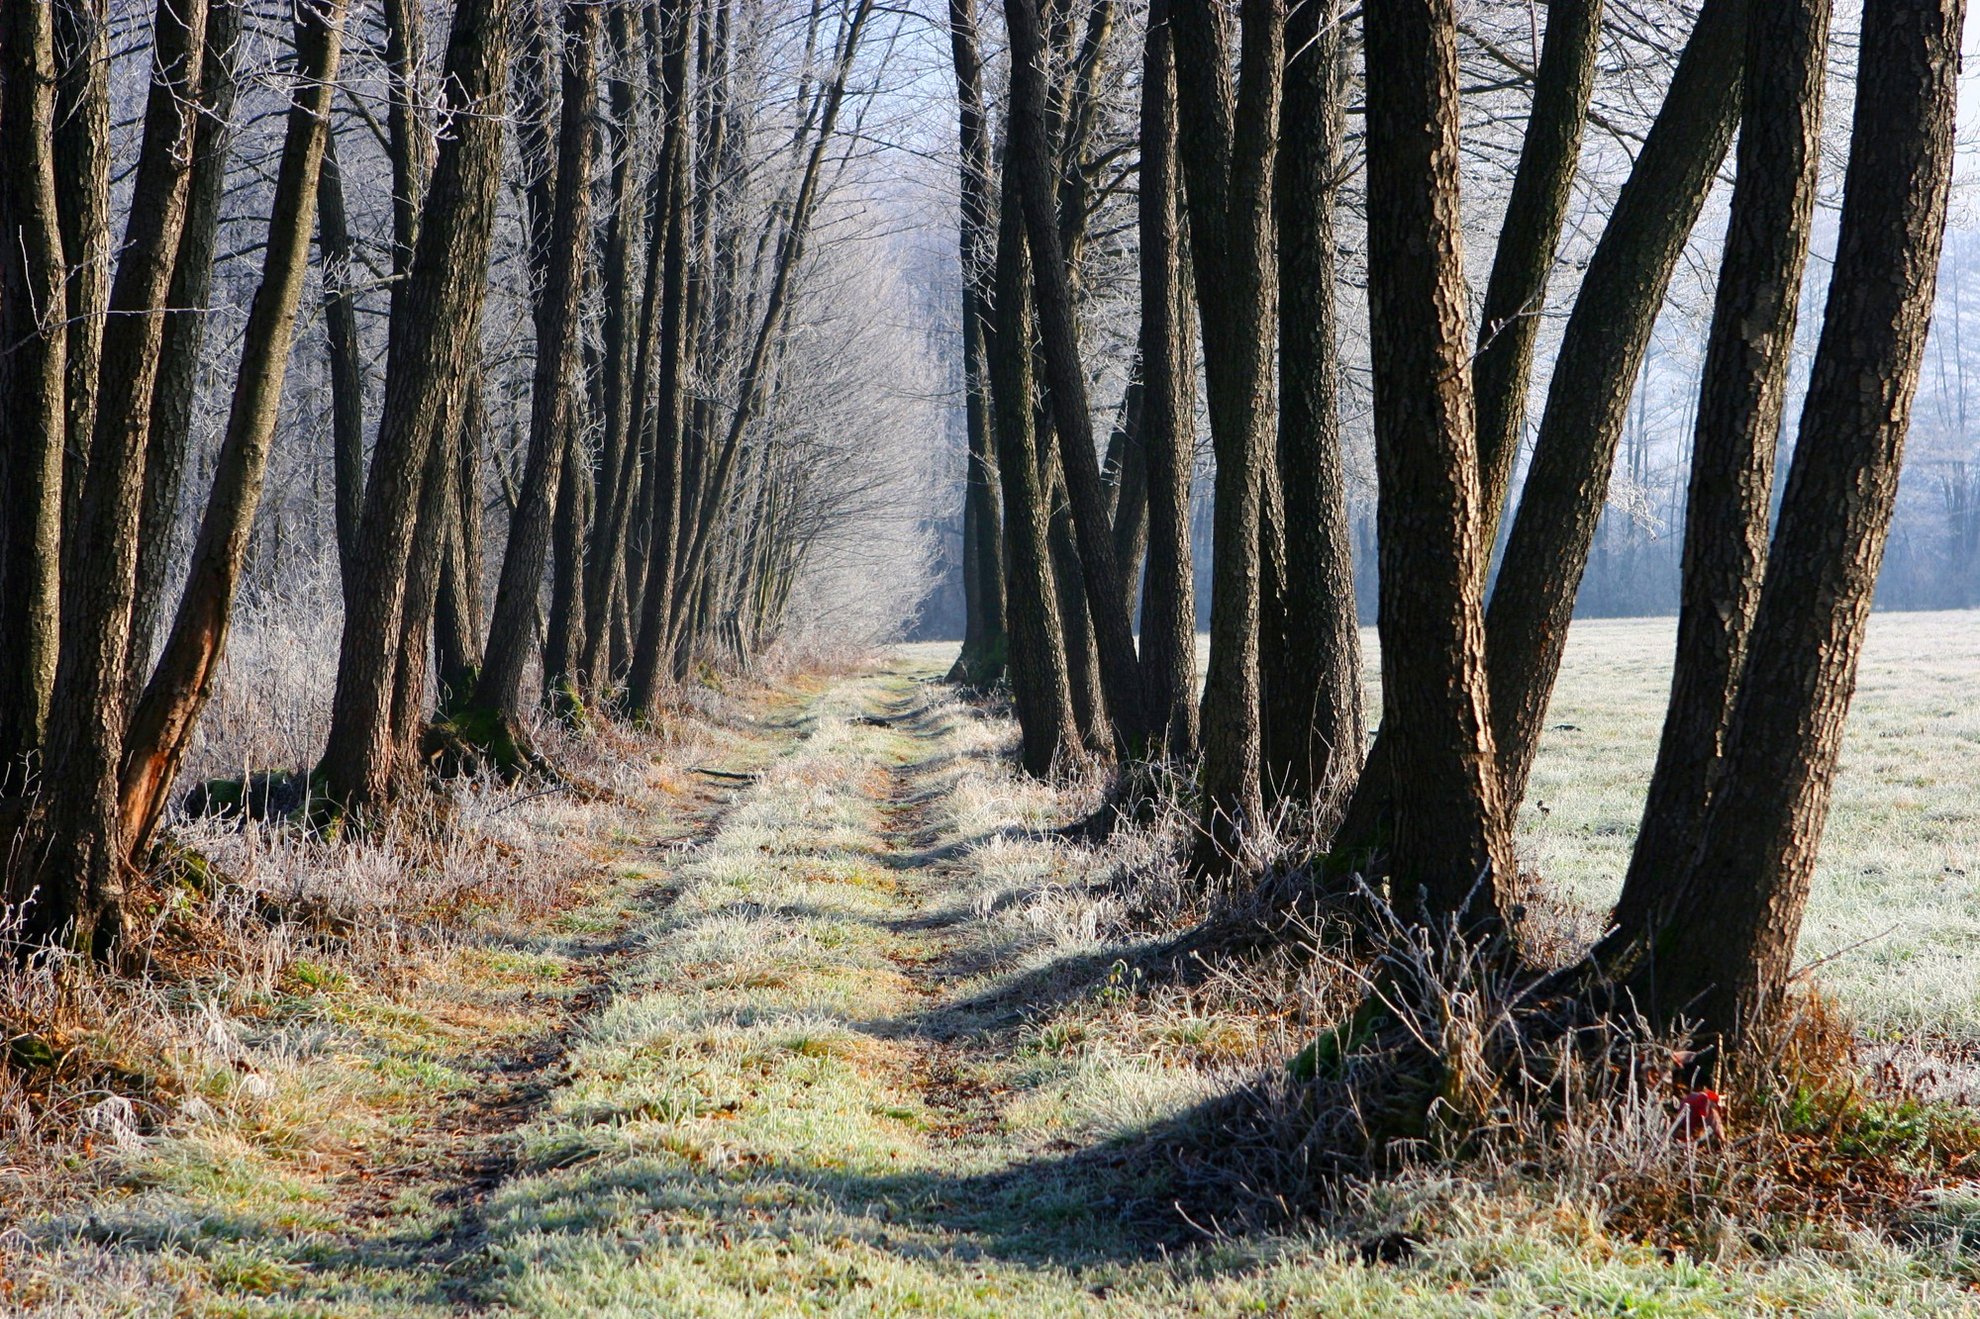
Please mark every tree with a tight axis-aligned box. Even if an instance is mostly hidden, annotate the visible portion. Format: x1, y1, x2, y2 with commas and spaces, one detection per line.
318, 0, 512, 814
1171, 0, 1285, 868
19, 0, 210, 952
476, 0, 601, 727
1615, 0, 1961, 1048
1134, 0, 1198, 762
1001, 0, 1145, 753
1359, 0, 1513, 924
1264, 0, 1361, 806
945, 0, 1008, 689
120, 0, 350, 858
1602, 0, 1830, 965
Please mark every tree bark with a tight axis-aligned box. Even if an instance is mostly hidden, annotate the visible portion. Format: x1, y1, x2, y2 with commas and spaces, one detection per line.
22, 0, 208, 953
1135, 0, 1198, 763
319, 126, 367, 598
1483, 0, 1745, 814
434, 372, 487, 704
987, 183, 1078, 777
946, 0, 1007, 687
128, 0, 244, 704
1001, 0, 1145, 753
476, 0, 599, 723
318, 0, 511, 814
1602, 0, 1830, 968
119, 0, 348, 858
1360, 0, 1514, 924
1266, 0, 1361, 805
1171, 0, 1284, 867
0, 0, 71, 777
52, 0, 109, 539
623, 0, 698, 719
1473, 0, 1605, 543
1628, 0, 1959, 1047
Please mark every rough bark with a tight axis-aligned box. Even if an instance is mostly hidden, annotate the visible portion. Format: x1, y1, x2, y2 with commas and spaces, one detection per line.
1266, 0, 1362, 805
434, 372, 488, 703
0, 0, 70, 777
1135, 0, 1199, 762
119, 0, 347, 858
1602, 0, 1829, 966
1171, 0, 1284, 867
1360, 0, 1514, 924
1628, 0, 1959, 1046
22, 0, 208, 953
1473, 0, 1605, 541
1002, 0, 1144, 752
52, 0, 109, 537
1483, 0, 1745, 813
318, 0, 511, 814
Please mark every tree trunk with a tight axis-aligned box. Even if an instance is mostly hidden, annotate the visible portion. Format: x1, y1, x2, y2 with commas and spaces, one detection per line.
128, 0, 244, 704
318, 0, 511, 814
1601, 0, 1829, 969
1171, 0, 1284, 868
579, 3, 645, 689
52, 0, 109, 539
1336, 0, 1744, 855
624, 0, 698, 719
988, 174, 1078, 777
1360, 0, 1514, 925
946, 0, 1007, 687
1473, 0, 1604, 542
22, 0, 208, 953
1628, 0, 1958, 1047
119, 0, 348, 858
434, 372, 487, 704
1001, 0, 1144, 753
1266, 0, 1361, 806
476, 0, 599, 724
1135, 0, 1198, 763
0, 0, 71, 777
1483, 0, 1745, 813
319, 126, 367, 597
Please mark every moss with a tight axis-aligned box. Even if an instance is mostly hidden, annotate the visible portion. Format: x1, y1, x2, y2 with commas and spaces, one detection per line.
181, 770, 315, 823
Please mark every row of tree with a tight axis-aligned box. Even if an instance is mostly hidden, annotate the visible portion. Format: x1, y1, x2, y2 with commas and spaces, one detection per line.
946, 0, 1962, 1055
0, 0, 907, 956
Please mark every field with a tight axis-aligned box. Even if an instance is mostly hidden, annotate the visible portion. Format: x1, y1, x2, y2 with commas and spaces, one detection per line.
4, 613, 1979, 1314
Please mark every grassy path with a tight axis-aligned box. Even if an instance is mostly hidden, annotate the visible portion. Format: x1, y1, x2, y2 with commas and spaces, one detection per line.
14, 662, 1980, 1315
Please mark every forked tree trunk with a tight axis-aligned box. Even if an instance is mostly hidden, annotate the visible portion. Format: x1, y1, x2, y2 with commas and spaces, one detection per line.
119, 0, 348, 858
1601, 0, 1829, 967
1336, 0, 1744, 854
318, 0, 511, 814
1002, 0, 1145, 754
1266, 0, 1361, 806
1171, 0, 1284, 868
1135, 0, 1198, 763
435, 374, 488, 704
1627, 0, 1959, 1047
0, 0, 71, 779
476, 0, 600, 724
23, 0, 208, 953
1360, 0, 1514, 925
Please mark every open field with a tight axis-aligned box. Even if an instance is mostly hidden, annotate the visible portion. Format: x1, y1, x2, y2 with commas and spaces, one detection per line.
906, 607, 1980, 1035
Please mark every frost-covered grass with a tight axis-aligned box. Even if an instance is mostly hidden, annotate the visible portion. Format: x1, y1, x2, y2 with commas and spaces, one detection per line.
914, 608, 1980, 1035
